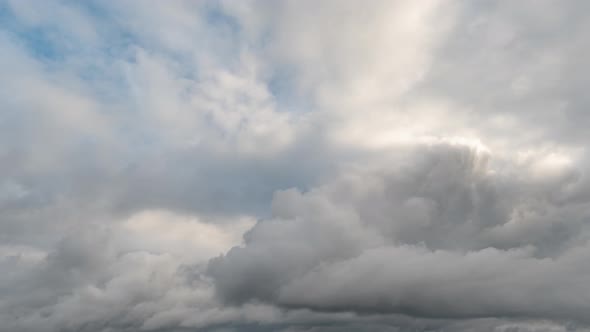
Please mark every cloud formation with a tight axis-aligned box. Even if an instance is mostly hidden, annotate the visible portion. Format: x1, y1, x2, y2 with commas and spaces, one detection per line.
2, 0, 590, 331
210, 142, 590, 321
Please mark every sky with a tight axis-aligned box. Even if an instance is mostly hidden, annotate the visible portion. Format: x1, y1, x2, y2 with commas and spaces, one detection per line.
1, 0, 590, 331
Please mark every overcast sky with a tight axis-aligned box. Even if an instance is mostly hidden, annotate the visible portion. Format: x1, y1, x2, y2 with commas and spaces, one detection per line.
2, 1, 590, 331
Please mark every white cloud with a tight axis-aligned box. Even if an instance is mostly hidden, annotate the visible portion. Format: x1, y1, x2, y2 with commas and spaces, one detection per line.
120, 209, 255, 261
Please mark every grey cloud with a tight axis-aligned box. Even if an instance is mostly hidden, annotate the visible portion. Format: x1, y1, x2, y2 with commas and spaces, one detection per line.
2, 0, 590, 331
414, 0, 590, 147
0, 226, 223, 332
209, 142, 590, 324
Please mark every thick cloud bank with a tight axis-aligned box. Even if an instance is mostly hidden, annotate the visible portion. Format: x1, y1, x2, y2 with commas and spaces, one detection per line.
2, 0, 590, 331
210, 141, 590, 323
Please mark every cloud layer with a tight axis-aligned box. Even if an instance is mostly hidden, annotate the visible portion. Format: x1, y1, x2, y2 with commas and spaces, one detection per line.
2, 1, 590, 331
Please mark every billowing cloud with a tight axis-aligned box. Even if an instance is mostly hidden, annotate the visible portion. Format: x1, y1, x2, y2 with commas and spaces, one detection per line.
209, 141, 590, 322
2, 0, 590, 331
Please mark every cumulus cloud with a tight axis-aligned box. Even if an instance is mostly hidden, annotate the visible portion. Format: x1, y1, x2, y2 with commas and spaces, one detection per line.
209, 141, 590, 323
0, 213, 262, 332
2, 0, 590, 331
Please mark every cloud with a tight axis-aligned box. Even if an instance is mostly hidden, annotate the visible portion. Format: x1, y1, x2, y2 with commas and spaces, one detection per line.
2, 0, 590, 331
0, 214, 259, 332
209, 141, 590, 323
